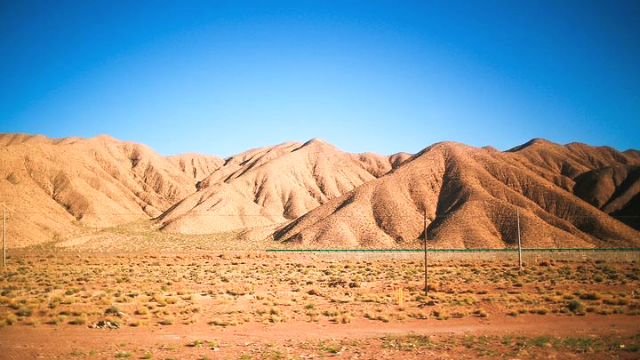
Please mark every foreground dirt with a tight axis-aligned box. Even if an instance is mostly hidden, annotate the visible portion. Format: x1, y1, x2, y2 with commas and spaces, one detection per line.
1, 315, 639, 359
0, 253, 638, 359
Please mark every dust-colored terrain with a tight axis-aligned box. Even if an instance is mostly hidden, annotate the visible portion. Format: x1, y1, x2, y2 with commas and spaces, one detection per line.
0, 253, 638, 359
166, 153, 225, 182
0, 134, 203, 247
2, 134, 638, 359
1, 133, 639, 249
275, 141, 640, 248
157, 139, 405, 235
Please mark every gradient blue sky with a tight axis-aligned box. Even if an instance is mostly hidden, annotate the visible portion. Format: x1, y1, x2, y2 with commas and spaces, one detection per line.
1, 1, 638, 156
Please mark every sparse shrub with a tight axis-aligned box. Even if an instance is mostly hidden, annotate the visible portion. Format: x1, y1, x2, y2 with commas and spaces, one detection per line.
15, 308, 33, 317
332, 313, 353, 324
5, 314, 18, 325
269, 307, 281, 315
226, 286, 254, 296
474, 309, 488, 318
105, 305, 120, 315
322, 309, 339, 317
580, 292, 602, 300
534, 308, 549, 315
433, 310, 449, 320
408, 311, 428, 319
187, 339, 204, 347
567, 300, 584, 314
114, 351, 131, 358
307, 288, 322, 296
135, 307, 148, 315
69, 317, 86, 325
209, 318, 231, 327
45, 315, 65, 325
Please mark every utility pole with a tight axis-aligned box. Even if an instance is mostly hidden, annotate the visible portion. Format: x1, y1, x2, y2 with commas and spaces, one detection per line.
424, 209, 428, 296
517, 209, 522, 271
3, 207, 6, 268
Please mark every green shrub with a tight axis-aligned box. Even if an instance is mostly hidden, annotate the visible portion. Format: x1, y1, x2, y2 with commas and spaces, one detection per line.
567, 300, 584, 314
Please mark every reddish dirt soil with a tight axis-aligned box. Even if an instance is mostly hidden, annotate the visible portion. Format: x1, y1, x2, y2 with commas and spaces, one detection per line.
1, 315, 638, 359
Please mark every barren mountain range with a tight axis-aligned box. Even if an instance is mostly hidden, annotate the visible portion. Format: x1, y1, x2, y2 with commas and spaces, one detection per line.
1, 133, 638, 248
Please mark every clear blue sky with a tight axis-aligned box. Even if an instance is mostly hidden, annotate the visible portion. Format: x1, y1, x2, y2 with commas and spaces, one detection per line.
1, 1, 638, 156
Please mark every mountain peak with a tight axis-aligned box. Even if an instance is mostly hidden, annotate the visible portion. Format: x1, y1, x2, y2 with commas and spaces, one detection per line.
302, 138, 329, 146
507, 138, 558, 152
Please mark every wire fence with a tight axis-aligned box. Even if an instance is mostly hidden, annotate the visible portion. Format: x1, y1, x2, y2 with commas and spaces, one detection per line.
265, 247, 640, 263
265, 248, 640, 252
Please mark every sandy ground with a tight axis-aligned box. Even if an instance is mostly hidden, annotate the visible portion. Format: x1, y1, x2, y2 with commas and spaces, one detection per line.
1, 253, 639, 359
1, 315, 638, 359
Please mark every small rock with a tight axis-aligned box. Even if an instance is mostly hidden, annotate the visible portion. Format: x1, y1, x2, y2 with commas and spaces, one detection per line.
90, 320, 120, 329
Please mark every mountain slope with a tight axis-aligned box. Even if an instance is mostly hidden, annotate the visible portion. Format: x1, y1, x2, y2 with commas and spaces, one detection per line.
1, 133, 638, 249
273, 142, 640, 248
350, 152, 412, 177
158, 139, 388, 234
0, 134, 198, 246
167, 153, 225, 182
506, 139, 640, 229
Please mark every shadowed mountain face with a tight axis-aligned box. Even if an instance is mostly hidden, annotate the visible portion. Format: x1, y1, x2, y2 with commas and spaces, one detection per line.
504, 139, 640, 230
273, 142, 640, 248
1, 133, 638, 248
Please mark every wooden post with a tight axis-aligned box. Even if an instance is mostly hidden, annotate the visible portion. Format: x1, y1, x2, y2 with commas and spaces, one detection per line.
3, 207, 6, 268
517, 209, 522, 271
424, 209, 428, 296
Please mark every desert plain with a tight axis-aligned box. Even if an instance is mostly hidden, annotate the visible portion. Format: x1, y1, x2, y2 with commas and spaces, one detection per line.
1, 134, 639, 359
0, 251, 639, 359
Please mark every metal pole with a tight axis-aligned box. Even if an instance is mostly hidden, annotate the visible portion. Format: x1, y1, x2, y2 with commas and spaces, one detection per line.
517, 209, 522, 271
424, 209, 428, 296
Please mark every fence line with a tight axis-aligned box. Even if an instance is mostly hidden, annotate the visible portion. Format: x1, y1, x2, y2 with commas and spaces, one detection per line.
265, 247, 640, 252
265, 248, 640, 262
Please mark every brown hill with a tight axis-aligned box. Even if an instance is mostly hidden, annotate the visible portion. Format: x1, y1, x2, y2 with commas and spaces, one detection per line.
573, 166, 640, 229
2, 133, 638, 249
506, 139, 640, 229
157, 139, 395, 234
507, 139, 639, 183
0, 134, 199, 247
273, 142, 640, 248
